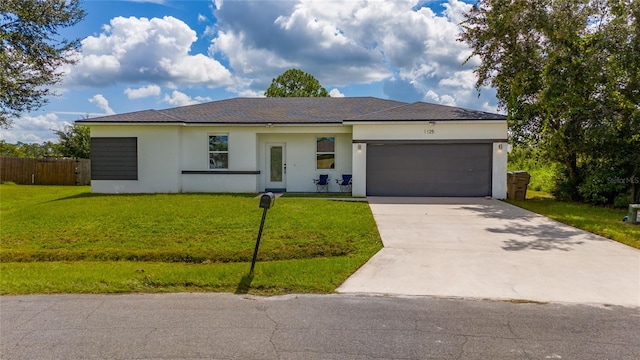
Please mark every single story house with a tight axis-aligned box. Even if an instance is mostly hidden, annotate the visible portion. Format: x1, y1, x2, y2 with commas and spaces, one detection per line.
76, 97, 508, 198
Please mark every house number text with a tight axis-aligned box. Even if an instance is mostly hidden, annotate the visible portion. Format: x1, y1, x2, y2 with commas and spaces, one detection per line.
424, 129, 435, 134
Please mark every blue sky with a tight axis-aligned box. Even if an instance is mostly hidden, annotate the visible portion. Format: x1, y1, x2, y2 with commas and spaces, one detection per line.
2, 0, 499, 143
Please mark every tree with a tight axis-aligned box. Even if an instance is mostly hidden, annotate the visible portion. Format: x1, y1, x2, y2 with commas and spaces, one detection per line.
0, 140, 22, 157
264, 69, 329, 97
459, 0, 639, 204
54, 123, 90, 158
0, 0, 86, 128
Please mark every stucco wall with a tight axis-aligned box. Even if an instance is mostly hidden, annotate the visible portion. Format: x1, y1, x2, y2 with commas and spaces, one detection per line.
89, 120, 507, 197
90, 125, 181, 193
89, 124, 352, 194
180, 126, 259, 193
257, 126, 352, 193
351, 143, 367, 197
351, 122, 506, 140
351, 121, 508, 199
492, 142, 508, 199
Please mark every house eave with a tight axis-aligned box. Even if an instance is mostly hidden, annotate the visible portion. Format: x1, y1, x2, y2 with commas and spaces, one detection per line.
184, 122, 345, 127
343, 119, 506, 125
78, 121, 347, 127
76, 122, 185, 126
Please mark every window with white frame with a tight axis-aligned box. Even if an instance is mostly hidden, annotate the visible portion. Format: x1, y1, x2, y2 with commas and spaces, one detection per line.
209, 135, 228, 169
316, 136, 335, 169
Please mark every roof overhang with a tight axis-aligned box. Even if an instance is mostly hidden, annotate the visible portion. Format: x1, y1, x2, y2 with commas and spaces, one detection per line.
77, 121, 346, 127
343, 119, 506, 125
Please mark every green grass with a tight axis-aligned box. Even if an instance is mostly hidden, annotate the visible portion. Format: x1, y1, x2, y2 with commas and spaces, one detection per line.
507, 192, 640, 250
0, 185, 382, 295
0, 257, 371, 295
525, 189, 554, 199
281, 192, 358, 198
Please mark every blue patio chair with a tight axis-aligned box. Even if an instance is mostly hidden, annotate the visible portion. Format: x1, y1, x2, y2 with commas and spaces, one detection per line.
336, 174, 352, 193
313, 174, 330, 192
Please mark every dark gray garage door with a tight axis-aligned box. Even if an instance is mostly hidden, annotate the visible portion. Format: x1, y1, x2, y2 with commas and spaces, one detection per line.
366, 143, 492, 197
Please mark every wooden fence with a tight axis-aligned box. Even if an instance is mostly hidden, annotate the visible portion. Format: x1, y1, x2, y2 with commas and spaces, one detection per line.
0, 157, 91, 185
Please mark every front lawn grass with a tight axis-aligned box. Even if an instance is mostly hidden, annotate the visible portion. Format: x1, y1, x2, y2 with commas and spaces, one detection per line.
0, 185, 382, 295
507, 193, 640, 250
281, 192, 357, 198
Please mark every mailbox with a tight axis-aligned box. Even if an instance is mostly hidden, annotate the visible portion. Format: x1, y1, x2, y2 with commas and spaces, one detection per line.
251, 192, 275, 275
259, 192, 275, 209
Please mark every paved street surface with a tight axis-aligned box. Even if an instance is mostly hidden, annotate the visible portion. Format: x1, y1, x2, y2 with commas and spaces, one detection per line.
338, 198, 640, 307
2, 293, 639, 359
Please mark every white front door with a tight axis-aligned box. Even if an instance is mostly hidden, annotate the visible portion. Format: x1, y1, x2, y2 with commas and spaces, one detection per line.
266, 143, 286, 190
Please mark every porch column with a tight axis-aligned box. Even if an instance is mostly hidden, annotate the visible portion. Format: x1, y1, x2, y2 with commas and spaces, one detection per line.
352, 142, 367, 197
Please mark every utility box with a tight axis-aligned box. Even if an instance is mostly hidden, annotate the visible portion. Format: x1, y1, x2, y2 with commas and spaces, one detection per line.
259, 192, 275, 209
629, 204, 640, 224
507, 171, 531, 201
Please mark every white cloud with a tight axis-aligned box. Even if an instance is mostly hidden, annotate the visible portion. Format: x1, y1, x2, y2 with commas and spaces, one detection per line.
329, 88, 345, 97
208, 0, 492, 111
66, 16, 233, 88
438, 70, 476, 90
164, 91, 197, 106
424, 90, 456, 106
124, 85, 162, 99
443, 0, 471, 24
425, 90, 440, 103
163, 91, 212, 106
0, 113, 71, 143
231, 87, 264, 98
89, 94, 115, 115
439, 94, 457, 106
209, 1, 390, 89
210, 30, 298, 77
194, 95, 213, 103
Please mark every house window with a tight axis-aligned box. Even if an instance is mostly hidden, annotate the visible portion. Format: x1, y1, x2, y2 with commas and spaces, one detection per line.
316, 136, 335, 169
209, 135, 228, 169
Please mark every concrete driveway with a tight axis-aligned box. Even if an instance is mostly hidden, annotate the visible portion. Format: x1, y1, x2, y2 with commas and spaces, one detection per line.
337, 197, 640, 307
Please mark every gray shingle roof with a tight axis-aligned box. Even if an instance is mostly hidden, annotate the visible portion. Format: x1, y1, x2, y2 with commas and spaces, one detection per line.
345, 102, 507, 121
78, 109, 183, 123
76, 97, 505, 125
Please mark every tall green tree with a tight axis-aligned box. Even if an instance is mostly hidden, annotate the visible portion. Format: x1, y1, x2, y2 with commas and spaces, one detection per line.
54, 123, 90, 159
0, 0, 86, 128
264, 69, 329, 97
459, 0, 639, 204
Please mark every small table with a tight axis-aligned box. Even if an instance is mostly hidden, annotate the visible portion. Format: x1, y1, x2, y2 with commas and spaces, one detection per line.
629, 204, 640, 224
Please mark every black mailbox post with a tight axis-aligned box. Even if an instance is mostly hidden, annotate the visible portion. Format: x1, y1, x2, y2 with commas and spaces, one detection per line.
250, 192, 275, 275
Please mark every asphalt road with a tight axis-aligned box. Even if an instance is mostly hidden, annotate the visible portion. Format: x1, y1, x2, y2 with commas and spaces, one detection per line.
1, 293, 639, 359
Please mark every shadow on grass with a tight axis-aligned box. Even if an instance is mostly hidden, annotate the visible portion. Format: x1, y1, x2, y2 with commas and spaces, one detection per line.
281, 192, 354, 198
47, 192, 258, 202
235, 274, 254, 294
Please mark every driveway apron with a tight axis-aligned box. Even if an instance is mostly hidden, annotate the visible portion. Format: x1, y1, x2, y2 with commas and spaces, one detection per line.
337, 197, 640, 307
